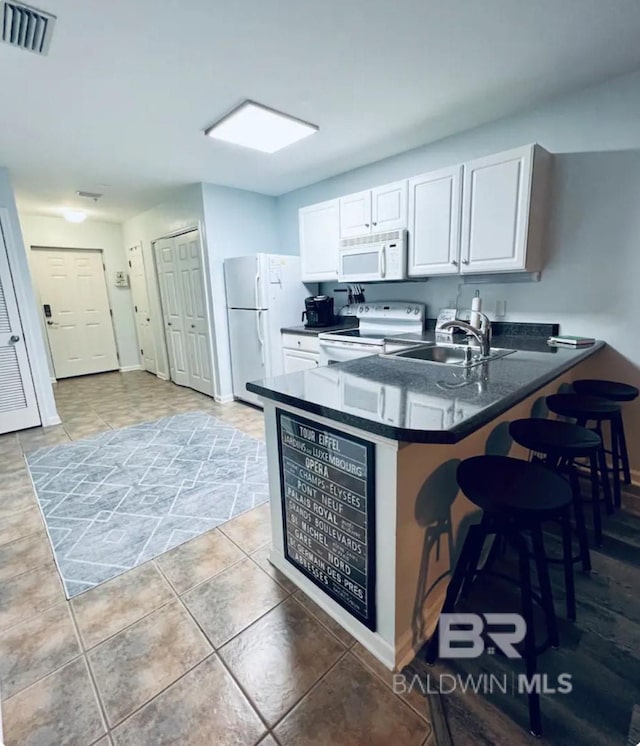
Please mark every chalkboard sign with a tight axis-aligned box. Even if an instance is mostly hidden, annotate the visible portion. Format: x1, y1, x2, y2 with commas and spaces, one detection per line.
276, 409, 376, 631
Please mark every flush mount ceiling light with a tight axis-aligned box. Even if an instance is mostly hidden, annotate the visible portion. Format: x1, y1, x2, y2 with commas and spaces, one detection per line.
205, 100, 318, 153
63, 209, 86, 223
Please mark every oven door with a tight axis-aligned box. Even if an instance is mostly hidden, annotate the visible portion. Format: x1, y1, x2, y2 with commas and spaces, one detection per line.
338, 245, 383, 282
318, 338, 380, 366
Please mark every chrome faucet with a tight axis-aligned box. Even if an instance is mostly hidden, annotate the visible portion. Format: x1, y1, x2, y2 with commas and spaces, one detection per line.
439, 311, 492, 357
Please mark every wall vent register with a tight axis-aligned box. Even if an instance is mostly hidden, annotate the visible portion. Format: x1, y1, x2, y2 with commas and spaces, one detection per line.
1, 1, 56, 54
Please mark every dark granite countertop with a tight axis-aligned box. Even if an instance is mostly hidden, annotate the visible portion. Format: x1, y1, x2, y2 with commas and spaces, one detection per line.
281, 318, 358, 336
247, 339, 605, 443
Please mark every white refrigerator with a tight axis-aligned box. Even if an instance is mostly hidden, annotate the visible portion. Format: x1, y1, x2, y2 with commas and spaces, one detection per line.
224, 254, 313, 406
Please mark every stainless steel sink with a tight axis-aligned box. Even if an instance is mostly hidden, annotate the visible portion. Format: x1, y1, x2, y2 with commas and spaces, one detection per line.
381, 343, 516, 367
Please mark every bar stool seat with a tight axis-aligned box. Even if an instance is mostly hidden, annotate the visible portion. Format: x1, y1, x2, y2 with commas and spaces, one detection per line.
459, 454, 573, 516
509, 418, 601, 455
546, 393, 622, 510
510, 419, 602, 581
424, 455, 574, 738
573, 379, 638, 486
573, 379, 639, 402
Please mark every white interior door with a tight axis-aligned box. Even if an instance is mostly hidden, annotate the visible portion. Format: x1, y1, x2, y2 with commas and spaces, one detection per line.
174, 231, 213, 396
155, 237, 189, 387
128, 243, 156, 373
32, 249, 119, 379
0, 221, 40, 433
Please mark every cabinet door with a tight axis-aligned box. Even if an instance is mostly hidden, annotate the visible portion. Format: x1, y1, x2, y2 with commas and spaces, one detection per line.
408, 166, 462, 277
282, 348, 319, 373
339, 190, 372, 238
371, 180, 407, 232
299, 199, 340, 282
460, 145, 533, 273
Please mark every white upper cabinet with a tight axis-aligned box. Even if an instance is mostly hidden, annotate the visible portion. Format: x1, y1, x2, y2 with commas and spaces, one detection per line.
298, 144, 550, 281
339, 190, 372, 237
299, 199, 340, 282
371, 181, 408, 232
460, 144, 550, 274
408, 165, 462, 277
339, 180, 407, 238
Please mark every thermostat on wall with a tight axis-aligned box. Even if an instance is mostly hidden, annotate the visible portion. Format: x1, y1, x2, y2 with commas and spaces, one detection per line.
114, 271, 130, 288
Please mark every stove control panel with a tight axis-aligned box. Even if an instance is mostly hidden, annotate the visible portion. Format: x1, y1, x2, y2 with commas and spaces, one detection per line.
342, 301, 426, 321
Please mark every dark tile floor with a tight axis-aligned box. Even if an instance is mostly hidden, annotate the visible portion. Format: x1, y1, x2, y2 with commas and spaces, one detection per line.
0, 371, 433, 746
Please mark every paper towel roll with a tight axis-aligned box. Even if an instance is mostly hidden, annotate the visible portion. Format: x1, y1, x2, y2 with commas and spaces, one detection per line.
471, 293, 482, 329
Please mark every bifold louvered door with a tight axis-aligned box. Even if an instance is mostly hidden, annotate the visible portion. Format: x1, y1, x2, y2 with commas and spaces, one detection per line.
0, 220, 40, 433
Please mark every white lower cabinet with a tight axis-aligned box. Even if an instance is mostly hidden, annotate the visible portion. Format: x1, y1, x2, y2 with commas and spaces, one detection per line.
282, 332, 320, 372
283, 348, 319, 372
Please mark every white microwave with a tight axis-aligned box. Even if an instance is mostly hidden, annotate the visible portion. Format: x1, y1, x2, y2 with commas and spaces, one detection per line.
338, 229, 407, 282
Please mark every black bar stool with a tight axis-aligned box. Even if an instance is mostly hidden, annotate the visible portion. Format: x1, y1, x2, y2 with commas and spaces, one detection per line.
546, 393, 621, 510
572, 379, 639, 487
424, 455, 574, 738
510, 418, 603, 553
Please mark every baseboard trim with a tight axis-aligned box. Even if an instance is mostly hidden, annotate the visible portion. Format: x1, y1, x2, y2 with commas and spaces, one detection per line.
156, 372, 169, 381
214, 393, 235, 404
42, 415, 62, 427
119, 365, 142, 373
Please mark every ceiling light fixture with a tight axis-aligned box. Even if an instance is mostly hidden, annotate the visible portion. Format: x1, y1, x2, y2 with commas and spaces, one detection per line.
205, 100, 318, 154
63, 209, 87, 223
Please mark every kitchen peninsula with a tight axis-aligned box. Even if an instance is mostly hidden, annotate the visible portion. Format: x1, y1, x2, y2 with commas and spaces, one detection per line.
247, 339, 604, 670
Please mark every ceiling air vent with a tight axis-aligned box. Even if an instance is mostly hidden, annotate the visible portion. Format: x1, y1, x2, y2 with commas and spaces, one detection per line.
1, 1, 56, 55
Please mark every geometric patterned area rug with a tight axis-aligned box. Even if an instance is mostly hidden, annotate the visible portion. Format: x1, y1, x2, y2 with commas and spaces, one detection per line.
25, 411, 268, 598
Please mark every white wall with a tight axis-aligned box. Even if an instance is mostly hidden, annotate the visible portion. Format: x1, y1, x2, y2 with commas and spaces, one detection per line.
0, 168, 59, 426
122, 184, 207, 383
201, 183, 279, 399
123, 182, 279, 402
276, 68, 640, 478
19, 215, 140, 374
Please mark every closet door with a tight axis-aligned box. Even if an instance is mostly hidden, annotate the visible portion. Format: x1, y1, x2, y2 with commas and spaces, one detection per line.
174, 231, 213, 396
155, 237, 189, 387
0, 220, 40, 433
128, 243, 156, 373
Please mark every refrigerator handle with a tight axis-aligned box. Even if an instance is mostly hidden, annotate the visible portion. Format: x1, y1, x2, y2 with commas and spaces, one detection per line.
256, 309, 264, 347
254, 272, 260, 309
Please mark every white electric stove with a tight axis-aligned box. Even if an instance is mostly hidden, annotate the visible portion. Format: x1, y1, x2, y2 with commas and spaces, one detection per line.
318, 301, 426, 365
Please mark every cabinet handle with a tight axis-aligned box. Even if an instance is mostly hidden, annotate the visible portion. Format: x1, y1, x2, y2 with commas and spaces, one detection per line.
372, 221, 377, 226
450, 259, 458, 266
461, 259, 469, 265
364, 223, 370, 228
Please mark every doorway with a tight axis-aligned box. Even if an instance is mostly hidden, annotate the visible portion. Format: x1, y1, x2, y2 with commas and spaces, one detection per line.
0, 217, 40, 433
31, 248, 119, 379
127, 242, 156, 373
154, 229, 214, 397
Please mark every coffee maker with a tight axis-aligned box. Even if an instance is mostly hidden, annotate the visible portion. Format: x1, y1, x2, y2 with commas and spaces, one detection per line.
301, 295, 334, 328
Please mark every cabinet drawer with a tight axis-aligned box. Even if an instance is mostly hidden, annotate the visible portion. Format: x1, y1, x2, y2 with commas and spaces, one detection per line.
282, 333, 320, 353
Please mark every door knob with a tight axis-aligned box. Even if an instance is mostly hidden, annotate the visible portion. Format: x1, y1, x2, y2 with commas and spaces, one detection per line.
167, 322, 172, 326
191, 324, 195, 329
9, 334, 20, 343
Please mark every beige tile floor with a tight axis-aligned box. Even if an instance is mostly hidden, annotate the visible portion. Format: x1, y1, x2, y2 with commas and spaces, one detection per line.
0, 371, 433, 746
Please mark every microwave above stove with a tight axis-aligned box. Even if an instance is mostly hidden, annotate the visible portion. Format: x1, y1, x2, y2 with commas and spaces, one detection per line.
338, 229, 407, 283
